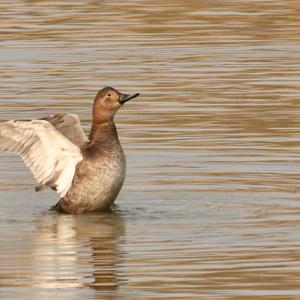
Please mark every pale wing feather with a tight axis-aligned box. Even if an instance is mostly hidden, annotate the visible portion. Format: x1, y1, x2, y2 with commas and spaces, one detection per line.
40, 114, 88, 147
0, 120, 83, 197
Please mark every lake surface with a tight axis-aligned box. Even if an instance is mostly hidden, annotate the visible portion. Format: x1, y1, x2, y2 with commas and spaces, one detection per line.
1, 1, 300, 299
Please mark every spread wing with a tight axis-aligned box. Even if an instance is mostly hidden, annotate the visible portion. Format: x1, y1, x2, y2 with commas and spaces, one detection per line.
40, 114, 88, 147
0, 120, 83, 197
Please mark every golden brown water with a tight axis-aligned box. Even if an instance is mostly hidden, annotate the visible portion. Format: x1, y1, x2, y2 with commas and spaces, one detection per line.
1, 1, 300, 299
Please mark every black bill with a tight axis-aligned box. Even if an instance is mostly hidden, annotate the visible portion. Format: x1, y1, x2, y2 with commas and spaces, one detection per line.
118, 93, 140, 104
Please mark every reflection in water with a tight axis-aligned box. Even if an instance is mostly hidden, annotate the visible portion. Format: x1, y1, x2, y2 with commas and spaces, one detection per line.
34, 212, 125, 291
0, 210, 125, 299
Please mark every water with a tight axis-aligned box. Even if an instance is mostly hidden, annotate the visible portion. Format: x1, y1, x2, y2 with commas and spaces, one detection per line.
1, 1, 300, 299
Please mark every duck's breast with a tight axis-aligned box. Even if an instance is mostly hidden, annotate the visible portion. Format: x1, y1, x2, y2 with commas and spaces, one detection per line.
64, 147, 126, 211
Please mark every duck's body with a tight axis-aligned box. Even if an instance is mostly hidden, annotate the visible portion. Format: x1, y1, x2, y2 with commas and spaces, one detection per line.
56, 122, 126, 214
0, 87, 139, 214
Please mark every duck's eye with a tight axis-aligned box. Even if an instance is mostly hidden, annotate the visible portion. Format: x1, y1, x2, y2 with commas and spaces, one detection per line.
107, 93, 111, 97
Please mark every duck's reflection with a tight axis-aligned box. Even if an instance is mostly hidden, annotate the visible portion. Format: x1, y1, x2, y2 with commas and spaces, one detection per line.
32, 210, 125, 291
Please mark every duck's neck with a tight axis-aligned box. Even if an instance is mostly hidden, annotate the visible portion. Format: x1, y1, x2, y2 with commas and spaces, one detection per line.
89, 121, 119, 146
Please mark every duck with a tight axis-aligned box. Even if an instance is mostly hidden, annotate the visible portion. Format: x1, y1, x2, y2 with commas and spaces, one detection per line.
0, 87, 140, 214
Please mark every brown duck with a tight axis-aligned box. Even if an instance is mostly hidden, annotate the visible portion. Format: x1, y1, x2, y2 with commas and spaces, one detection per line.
0, 87, 140, 214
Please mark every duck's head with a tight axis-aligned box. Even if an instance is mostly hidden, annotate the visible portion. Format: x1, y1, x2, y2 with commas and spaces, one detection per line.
92, 87, 140, 123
